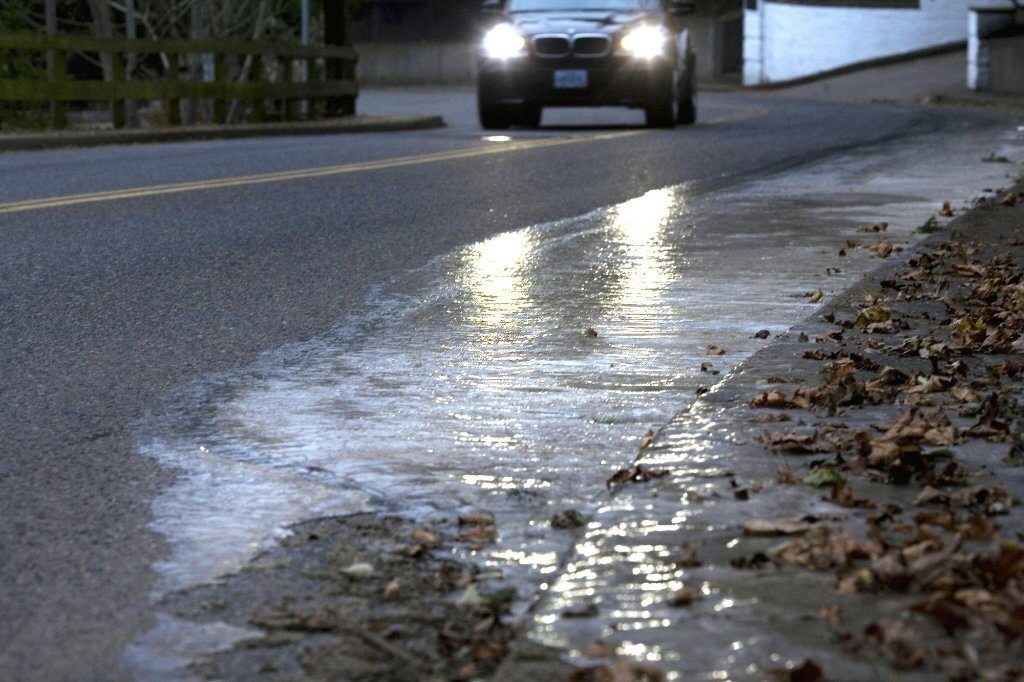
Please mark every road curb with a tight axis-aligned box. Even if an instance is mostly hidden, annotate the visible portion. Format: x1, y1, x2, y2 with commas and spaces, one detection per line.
0, 114, 446, 153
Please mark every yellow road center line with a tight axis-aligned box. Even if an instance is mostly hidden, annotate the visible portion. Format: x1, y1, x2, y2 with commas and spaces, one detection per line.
0, 130, 642, 215
0, 105, 768, 216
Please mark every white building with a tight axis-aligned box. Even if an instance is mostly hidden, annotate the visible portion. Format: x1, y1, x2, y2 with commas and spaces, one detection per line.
741, 0, 993, 86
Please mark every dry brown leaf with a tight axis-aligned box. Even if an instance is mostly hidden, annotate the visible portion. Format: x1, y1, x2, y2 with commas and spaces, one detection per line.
906, 374, 956, 394
749, 389, 793, 409
411, 528, 440, 547
605, 464, 669, 489
867, 241, 901, 258
855, 306, 892, 326
758, 430, 835, 454
949, 386, 981, 403
458, 512, 497, 549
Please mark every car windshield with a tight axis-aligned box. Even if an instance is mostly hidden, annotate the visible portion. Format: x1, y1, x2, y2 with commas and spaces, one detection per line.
506, 0, 660, 12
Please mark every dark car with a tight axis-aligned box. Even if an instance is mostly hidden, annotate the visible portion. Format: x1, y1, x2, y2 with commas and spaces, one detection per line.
476, 0, 697, 129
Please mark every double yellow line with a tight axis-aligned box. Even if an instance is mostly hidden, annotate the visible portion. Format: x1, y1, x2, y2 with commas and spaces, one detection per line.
0, 105, 766, 216
0, 130, 641, 216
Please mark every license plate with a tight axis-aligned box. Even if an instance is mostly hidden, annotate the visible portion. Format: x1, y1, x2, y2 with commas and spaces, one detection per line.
554, 69, 587, 89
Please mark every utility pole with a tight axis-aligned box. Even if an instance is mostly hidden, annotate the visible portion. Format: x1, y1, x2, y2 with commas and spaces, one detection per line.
126, 0, 137, 126
301, 0, 310, 117
45, 0, 65, 127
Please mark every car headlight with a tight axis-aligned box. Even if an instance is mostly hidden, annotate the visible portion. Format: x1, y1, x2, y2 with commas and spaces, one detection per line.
619, 25, 668, 59
482, 23, 526, 59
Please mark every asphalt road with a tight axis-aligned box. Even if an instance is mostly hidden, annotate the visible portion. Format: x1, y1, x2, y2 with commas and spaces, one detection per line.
0, 85, 1011, 680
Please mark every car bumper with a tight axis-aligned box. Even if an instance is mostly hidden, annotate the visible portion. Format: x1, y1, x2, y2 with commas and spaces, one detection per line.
478, 56, 673, 107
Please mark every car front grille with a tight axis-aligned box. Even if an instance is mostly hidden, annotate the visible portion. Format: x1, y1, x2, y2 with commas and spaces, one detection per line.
572, 35, 610, 57
534, 36, 571, 57
532, 34, 611, 59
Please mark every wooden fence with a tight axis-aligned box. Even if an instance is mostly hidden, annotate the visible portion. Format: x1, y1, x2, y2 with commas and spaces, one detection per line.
0, 33, 358, 128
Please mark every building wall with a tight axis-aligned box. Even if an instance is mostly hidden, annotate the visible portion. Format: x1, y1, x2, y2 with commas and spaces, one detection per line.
356, 42, 476, 85
743, 0, 970, 85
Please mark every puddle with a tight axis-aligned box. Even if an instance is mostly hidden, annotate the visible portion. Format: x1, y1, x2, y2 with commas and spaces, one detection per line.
129, 123, 1022, 678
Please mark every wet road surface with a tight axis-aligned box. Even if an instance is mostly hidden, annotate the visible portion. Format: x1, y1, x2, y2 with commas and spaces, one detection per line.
129, 121, 1024, 678
1, 85, 1022, 680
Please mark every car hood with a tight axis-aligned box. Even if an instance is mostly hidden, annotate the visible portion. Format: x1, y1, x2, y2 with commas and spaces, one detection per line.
505, 10, 654, 36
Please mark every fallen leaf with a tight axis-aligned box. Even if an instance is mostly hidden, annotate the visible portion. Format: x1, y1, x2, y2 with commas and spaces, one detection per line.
906, 374, 956, 394
606, 464, 669, 489
966, 394, 1010, 440
861, 222, 889, 233
862, 618, 926, 668
867, 241, 901, 258
551, 509, 587, 529
458, 512, 498, 549
459, 511, 495, 526
749, 389, 793, 409
949, 385, 981, 403
669, 588, 695, 607
821, 605, 843, 626
758, 430, 834, 454
855, 306, 892, 326
742, 517, 815, 536
803, 467, 844, 488
411, 527, 440, 547
340, 562, 375, 579
777, 467, 802, 485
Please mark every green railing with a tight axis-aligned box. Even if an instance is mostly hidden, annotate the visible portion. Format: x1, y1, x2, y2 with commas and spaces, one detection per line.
0, 33, 358, 128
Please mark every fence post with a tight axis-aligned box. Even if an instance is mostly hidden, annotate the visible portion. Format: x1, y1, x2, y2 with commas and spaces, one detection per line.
251, 53, 265, 122
214, 52, 228, 123
306, 56, 318, 119
166, 52, 182, 125
111, 47, 126, 128
282, 58, 298, 121
49, 48, 68, 129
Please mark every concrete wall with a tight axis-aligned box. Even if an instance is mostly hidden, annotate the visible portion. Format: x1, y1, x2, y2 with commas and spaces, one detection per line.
744, 0, 971, 85
989, 34, 1024, 93
968, 7, 1024, 92
356, 42, 477, 85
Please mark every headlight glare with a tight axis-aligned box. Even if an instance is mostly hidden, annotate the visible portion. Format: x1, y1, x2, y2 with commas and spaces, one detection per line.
620, 25, 668, 59
482, 24, 526, 59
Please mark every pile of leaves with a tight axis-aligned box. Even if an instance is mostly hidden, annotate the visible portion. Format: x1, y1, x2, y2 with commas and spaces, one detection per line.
738, 208, 1024, 678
